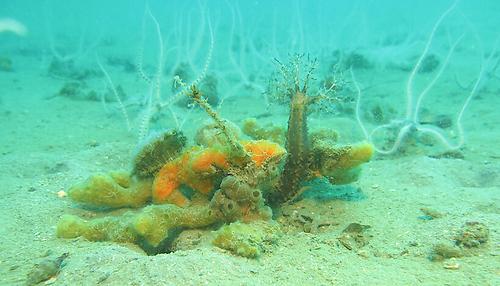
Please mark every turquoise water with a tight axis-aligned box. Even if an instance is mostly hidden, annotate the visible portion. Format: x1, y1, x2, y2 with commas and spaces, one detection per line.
1, 1, 499, 285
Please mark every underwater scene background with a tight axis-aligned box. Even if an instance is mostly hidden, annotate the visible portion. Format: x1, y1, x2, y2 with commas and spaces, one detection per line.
1, 0, 499, 285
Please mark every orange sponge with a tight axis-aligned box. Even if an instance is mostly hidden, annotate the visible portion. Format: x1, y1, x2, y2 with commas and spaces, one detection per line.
153, 140, 286, 206
191, 148, 229, 172
152, 161, 182, 203
243, 140, 286, 167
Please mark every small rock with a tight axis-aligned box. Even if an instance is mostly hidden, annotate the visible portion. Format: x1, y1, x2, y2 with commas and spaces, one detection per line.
357, 249, 370, 258
418, 54, 440, 73
429, 243, 463, 261
87, 140, 99, 148
337, 223, 372, 251
443, 258, 460, 270
420, 207, 444, 219
455, 221, 489, 248
26, 253, 68, 286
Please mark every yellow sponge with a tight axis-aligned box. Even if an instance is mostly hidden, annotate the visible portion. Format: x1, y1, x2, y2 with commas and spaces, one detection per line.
68, 171, 152, 209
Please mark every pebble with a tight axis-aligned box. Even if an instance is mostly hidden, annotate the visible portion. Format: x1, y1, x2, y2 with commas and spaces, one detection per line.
443, 259, 460, 270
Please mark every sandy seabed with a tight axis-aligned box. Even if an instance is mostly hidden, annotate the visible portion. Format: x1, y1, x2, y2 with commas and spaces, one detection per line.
0, 53, 499, 286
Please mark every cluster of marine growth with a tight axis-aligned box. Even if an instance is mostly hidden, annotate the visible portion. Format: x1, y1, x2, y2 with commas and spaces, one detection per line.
57, 56, 374, 258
